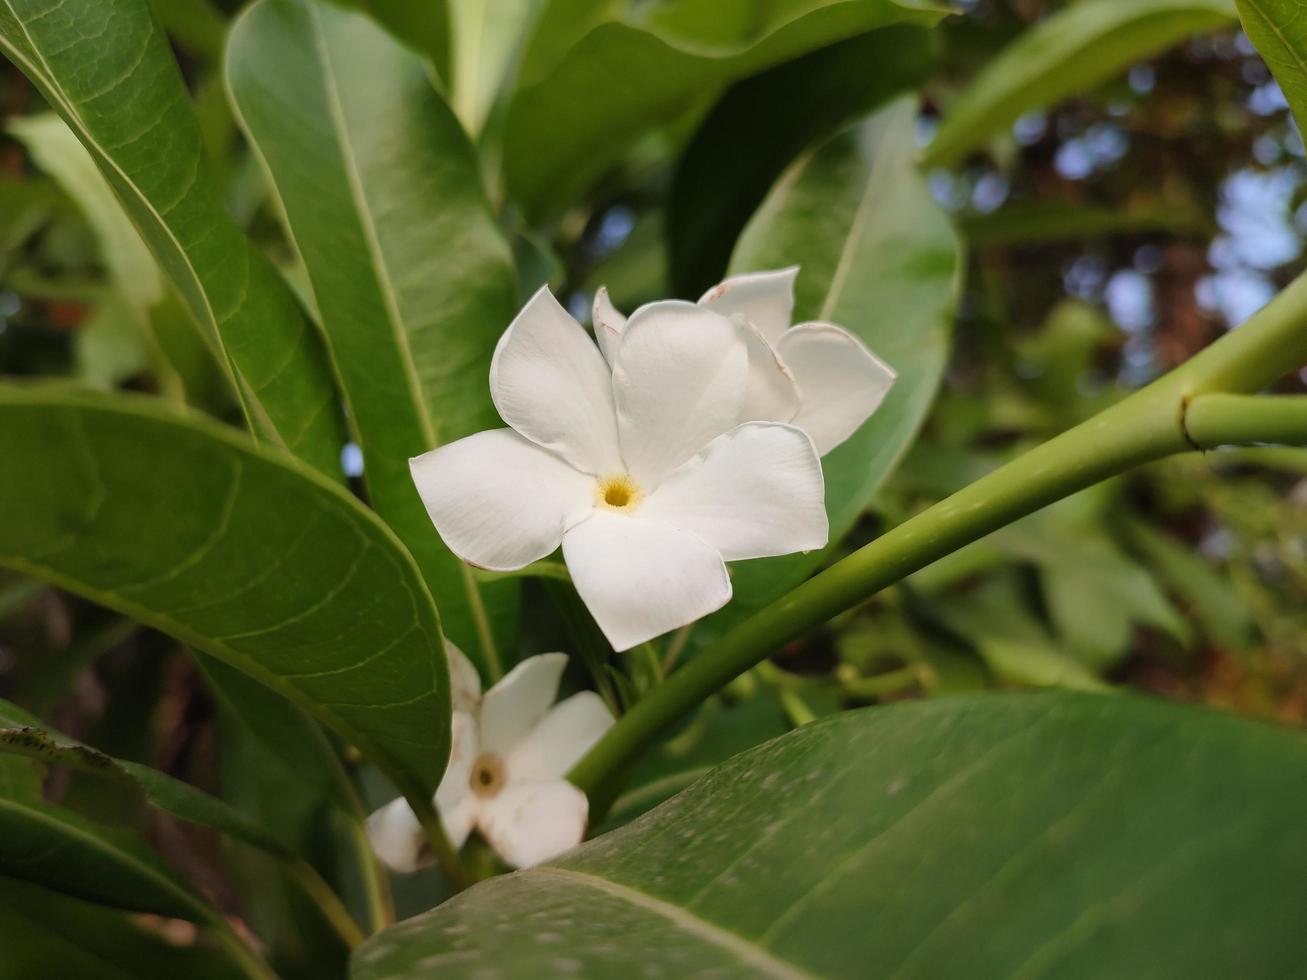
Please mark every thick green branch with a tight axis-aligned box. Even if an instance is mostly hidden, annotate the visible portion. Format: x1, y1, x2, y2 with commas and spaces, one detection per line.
1186, 394, 1307, 448
569, 269, 1307, 800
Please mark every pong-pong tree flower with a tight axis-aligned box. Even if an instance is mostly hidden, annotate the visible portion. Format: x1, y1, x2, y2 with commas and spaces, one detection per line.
410, 286, 828, 651
367, 647, 613, 871
594, 266, 896, 455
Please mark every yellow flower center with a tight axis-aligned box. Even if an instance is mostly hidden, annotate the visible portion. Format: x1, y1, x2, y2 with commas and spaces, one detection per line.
596, 473, 643, 512
469, 754, 506, 799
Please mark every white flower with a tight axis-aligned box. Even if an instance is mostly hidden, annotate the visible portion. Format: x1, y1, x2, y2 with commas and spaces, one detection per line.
594, 266, 896, 455
367, 647, 614, 871
410, 286, 829, 651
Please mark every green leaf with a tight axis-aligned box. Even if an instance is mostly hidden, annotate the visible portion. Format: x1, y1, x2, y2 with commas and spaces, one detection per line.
505, 0, 945, 213
922, 0, 1238, 168
449, 0, 536, 133
668, 24, 935, 295
333, 0, 452, 83
0, 878, 242, 980
0, 385, 450, 807
697, 97, 959, 641
0, 696, 291, 856
354, 692, 1307, 977
227, 0, 518, 674
0, 0, 345, 477
1238, 0, 1307, 138
0, 792, 208, 921
959, 200, 1215, 246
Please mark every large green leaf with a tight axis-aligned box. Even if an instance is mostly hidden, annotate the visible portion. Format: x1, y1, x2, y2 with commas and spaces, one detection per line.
0, 385, 450, 806
668, 25, 935, 295
504, 0, 945, 213
227, 0, 518, 674
0, 878, 241, 980
0, 0, 345, 476
922, 0, 1238, 168
355, 693, 1307, 977
696, 97, 959, 643
1238, 0, 1307, 137
448, 0, 537, 133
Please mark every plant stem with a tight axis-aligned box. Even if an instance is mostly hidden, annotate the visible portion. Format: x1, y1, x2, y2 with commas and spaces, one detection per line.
1185, 394, 1307, 448
569, 266, 1307, 799
288, 857, 367, 949
413, 798, 468, 890
346, 814, 395, 933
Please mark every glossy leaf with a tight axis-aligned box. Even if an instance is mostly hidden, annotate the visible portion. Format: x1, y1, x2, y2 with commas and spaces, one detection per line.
0, 878, 241, 980
923, 0, 1237, 168
0, 0, 345, 476
355, 692, 1307, 978
1238, 0, 1307, 138
696, 97, 959, 642
668, 24, 935, 295
227, 0, 518, 673
0, 696, 292, 856
0, 385, 450, 807
505, 0, 945, 213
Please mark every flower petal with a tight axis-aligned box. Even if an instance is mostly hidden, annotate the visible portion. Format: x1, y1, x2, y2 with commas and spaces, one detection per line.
477, 779, 589, 869
444, 641, 482, 714
479, 652, 568, 757
562, 510, 731, 651
698, 266, 798, 345
489, 285, 623, 475
612, 300, 748, 488
365, 797, 427, 873
777, 323, 897, 455
643, 422, 827, 561
740, 320, 800, 424
410, 429, 593, 571
592, 286, 627, 365
508, 692, 614, 782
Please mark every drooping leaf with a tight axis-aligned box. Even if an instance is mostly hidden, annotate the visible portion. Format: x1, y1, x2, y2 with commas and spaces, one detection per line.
0, 385, 450, 807
0, 878, 242, 980
1237, 0, 1307, 138
227, 0, 518, 674
505, 0, 946, 213
668, 24, 936, 295
0, 790, 209, 920
0, 0, 345, 476
0, 696, 291, 856
355, 693, 1307, 978
960, 200, 1215, 246
922, 0, 1238, 168
696, 97, 959, 644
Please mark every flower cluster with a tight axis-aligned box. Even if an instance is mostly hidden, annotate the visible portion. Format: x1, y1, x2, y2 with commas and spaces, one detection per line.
410, 267, 894, 650
368, 644, 613, 871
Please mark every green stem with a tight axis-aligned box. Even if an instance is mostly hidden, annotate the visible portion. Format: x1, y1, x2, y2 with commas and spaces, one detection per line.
569, 266, 1307, 799
836, 664, 922, 699
1185, 394, 1307, 448
288, 857, 367, 949
345, 813, 394, 932
412, 797, 468, 891
205, 912, 278, 980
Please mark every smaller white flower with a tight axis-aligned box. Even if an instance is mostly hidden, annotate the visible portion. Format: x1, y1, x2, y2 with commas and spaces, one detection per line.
367, 646, 613, 871
595, 266, 896, 455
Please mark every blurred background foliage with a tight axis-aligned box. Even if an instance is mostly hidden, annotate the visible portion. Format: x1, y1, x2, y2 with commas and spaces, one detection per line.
2, 0, 1307, 949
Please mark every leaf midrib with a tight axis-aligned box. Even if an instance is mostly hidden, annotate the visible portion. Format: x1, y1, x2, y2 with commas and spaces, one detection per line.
532, 866, 818, 980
